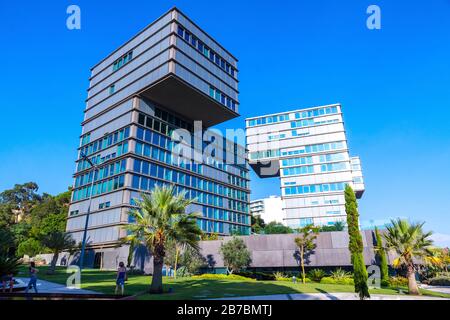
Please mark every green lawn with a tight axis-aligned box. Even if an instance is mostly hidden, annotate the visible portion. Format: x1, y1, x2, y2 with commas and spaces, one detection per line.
18, 266, 450, 300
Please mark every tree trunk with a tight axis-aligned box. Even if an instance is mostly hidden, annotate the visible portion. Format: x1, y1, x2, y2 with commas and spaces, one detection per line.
300, 247, 306, 284
48, 251, 59, 274
127, 243, 134, 268
407, 264, 420, 295
174, 246, 179, 279
150, 255, 164, 294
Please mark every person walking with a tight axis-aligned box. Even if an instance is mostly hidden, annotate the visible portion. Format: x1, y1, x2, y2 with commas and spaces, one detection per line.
115, 262, 127, 295
25, 261, 39, 294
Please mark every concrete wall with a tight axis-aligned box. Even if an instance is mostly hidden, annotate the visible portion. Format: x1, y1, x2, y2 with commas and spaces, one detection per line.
198, 231, 382, 270
35, 230, 395, 274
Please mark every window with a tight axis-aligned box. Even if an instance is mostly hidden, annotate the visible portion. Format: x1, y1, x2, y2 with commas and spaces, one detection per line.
112, 51, 133, 71
176, 24, 236, 78
209, 86, 237, 111
69, 210, 79, 216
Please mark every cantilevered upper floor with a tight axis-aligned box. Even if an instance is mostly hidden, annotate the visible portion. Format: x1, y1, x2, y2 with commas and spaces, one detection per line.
84, 7, 239, 128
245, 104, 365, 198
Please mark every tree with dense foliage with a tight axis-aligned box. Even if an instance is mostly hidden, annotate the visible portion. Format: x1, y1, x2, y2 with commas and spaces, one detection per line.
374, 227, 389, 286
220, 237, 252, 274
0, 182, 41, 220
0, 184, 72, 259
262, 222, 293, 234
180, 246, 206, 275
41, 231, 76, 274
251, 215, 266, 234
0, 227, 15, 255
345, 185, 370, 299
123, 185, 203, 293
440, 248, 450, 273
17, 238, 42, 258
0, 204, 16, 228
383, 219, 434, 295
0, 227, 21, 279
318, 221, 345, 232
294, 225, 319, 284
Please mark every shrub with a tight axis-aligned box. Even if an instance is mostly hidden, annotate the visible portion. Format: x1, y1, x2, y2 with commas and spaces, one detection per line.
273, 271, 288, 281
388, 276, 409, 287
276, 277, 293, 282
17, 238, 42, 258
320, 276, 354, 285
381, 279, 390, 287
236, 271, 276, 281
428, 276, 450, 286
308, 269, 327, 282
191, 273, 255, 281
0, 255, 21, 276
330, 268, 352, 280
320, 277, 337, 284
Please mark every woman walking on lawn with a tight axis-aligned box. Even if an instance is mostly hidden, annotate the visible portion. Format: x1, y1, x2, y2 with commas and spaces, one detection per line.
115, 261, 127, 295
25, 261, 38, 294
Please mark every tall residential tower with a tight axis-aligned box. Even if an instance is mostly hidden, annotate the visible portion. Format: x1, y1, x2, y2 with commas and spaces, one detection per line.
67, 8, 251, 268
246, 104, 364, 228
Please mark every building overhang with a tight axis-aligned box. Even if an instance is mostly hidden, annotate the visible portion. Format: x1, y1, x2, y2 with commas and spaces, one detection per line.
355, 189, 364, 199
139, 74, 239, 128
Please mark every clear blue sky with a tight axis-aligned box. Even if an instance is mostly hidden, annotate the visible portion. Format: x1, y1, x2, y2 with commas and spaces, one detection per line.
1, 1, 449, 244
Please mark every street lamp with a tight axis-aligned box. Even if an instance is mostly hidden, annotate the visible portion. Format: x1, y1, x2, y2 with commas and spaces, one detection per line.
78, 151, 99, 271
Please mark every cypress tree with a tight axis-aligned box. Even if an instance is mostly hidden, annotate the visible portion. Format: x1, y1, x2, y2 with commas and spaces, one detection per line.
345, 185, 370, 299
375, 227, 389, 286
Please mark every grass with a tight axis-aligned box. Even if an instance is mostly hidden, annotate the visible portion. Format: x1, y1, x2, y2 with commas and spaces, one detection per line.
18, 266, 450, 300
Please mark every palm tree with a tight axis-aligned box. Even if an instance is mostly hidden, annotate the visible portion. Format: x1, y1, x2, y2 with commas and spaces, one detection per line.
383, 219, 434, 295
123, 185, 203, 294
41, 231, 76, 274
0, 255, 21, 278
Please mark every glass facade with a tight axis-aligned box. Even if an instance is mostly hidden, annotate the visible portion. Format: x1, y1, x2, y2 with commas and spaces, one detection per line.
72, 106, 251, 235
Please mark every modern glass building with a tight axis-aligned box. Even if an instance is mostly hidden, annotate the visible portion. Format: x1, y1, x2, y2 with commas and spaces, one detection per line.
66, 7, 251, 267
246, 104, 364, 229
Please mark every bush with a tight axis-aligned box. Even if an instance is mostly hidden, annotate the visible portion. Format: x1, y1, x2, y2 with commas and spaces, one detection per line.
236, 271, 276, 281
273, 271, 288, 281
428, 276, 450, 286
17, 238, 42, 258
381, 279, 390, 287
330, 268, 352, 281
276, 277, 293, 282
320, 276, 354, 285
308, 269, 327, 282
191, 273, 255, 281
388, 276, 409, 287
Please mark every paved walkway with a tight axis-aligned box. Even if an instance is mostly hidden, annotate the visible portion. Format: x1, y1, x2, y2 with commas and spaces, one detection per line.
420, 285, 450, 295
15, 278, 100, 295
212, 292, 449, 300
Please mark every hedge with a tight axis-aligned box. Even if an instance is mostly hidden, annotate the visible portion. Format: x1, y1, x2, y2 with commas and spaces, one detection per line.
191, 274, 256, 281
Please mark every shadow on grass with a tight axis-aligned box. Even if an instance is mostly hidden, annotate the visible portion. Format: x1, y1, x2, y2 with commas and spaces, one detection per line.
315, 288, 339, 300
140, 279, 347, 300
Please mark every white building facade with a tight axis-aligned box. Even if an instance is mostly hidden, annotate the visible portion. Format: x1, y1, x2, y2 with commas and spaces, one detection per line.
250, 195, 284, 224
246, 104, 364, 229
